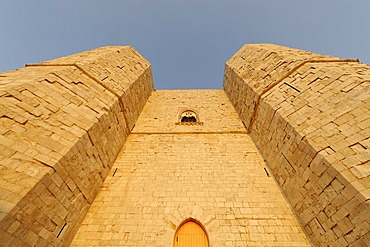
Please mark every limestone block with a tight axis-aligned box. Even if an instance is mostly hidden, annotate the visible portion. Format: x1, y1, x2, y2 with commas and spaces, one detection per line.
224, 44, 369, 246
71, 90, 310, 246
0, 46, 153, 246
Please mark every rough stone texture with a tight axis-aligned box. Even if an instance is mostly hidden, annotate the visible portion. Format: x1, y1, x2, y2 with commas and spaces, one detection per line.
1, 44, 369, 247
0, 46, 153, 246
71, 90, 311, 247
224, 44, 370, 246
133, 90, 246, 133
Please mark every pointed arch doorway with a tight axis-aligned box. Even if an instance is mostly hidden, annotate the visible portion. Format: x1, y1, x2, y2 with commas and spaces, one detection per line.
174, 220, 209, 247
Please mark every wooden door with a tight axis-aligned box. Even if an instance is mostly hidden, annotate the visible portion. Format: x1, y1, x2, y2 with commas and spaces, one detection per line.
174, 221, 208, 247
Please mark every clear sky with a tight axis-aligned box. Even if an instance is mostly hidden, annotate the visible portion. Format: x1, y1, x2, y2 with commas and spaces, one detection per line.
1, 0, 369, 89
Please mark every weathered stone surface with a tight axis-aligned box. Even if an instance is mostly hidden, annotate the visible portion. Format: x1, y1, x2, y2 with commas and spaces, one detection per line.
71, 90, 311, 247
1, 44, 369, 246
0, 46, 153, 246
224, 44, 369, 246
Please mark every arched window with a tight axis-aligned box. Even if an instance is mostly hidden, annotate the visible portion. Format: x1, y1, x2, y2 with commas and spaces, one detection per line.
174, 220, 209, 247
176, 109, 203, 125
180, 111, 197, 122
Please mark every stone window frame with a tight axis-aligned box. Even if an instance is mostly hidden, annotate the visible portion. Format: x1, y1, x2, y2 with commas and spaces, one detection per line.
176, 108, 203, 125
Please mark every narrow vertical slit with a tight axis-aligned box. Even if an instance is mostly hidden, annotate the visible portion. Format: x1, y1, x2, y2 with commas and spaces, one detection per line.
112, 168, 118, 177
264, 168, 270, 177
57, 223, 67, 238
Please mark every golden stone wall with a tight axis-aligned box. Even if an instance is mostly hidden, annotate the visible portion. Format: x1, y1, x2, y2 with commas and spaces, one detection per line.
0, 47, 153, 246
1, 44, 369, 247
224, 44, 370, 246
71, 90, 311, 246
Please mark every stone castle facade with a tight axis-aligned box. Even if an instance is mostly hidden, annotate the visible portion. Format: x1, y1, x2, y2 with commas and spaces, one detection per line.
0, 44, 369, 246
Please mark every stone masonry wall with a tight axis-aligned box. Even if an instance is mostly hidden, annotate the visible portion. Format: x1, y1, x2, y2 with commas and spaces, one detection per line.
71, 90, 311, 247
0, 47, 153, 246
224, 44, 370, 246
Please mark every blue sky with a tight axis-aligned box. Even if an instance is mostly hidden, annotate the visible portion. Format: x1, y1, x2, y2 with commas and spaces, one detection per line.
1, 0, 369, 89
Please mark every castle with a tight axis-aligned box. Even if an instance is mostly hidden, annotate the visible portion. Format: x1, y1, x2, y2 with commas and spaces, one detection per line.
0, 44, 369, 246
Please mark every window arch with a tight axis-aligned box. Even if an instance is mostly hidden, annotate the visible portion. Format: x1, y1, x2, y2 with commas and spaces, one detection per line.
176, 109, 203, 125
174, 219, 209, 247
180, 110, 197, 122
